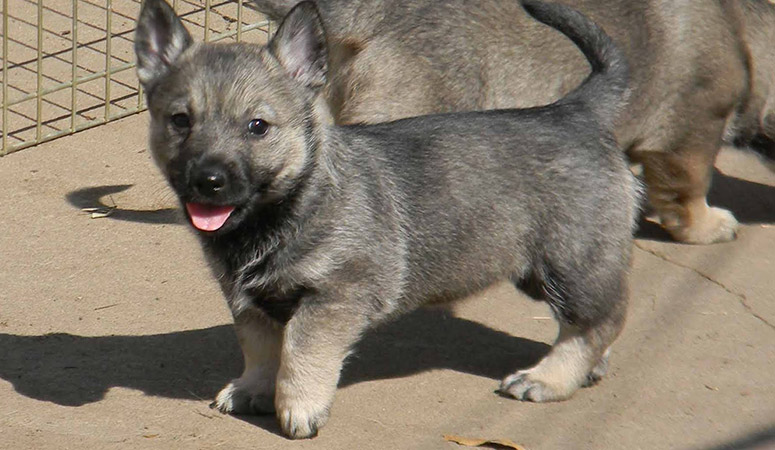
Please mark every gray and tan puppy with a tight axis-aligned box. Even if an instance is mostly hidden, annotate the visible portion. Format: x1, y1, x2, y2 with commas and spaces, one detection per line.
253, 0, 775, 245
135, 0, 640, 439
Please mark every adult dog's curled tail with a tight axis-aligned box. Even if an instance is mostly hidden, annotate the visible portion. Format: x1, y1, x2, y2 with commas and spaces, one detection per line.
521, 0, 629, 130
251, 0, 303, 21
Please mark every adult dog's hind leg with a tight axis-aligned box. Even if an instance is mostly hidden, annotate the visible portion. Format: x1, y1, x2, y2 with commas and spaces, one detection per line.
214, 312, 282, 414
636, 139, 738, 245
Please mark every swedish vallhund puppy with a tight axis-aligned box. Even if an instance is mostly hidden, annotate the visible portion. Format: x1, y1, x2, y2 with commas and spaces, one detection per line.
135, 0, 640, 439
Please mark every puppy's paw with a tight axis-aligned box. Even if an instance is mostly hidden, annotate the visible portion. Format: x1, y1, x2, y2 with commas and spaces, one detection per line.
213, 379, 275, 415
498, 370, 579, 403
581, 350, 610, 388
276, 395, 329, 439
667, 206, 738, 244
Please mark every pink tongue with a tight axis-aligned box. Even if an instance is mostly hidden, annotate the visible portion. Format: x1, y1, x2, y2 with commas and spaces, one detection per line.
185, 203, 235, 231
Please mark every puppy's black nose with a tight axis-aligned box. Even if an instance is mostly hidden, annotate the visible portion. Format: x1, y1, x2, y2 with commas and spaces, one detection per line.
192, 167, 228, 198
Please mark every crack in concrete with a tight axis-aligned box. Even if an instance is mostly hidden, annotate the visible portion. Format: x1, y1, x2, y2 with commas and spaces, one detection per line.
634, 242, 775, 331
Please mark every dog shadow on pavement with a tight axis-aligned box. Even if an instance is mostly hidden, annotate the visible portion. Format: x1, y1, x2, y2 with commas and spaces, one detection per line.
0, 308, 548, 433
65, 184, 183, 225
707, 169, 775, 225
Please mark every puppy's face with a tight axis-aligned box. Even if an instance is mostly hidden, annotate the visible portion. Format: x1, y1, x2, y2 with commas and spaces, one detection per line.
135, 0, 329, 234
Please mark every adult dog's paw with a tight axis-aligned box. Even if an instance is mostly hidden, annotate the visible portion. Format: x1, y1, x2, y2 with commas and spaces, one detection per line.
667, 206, 738, 244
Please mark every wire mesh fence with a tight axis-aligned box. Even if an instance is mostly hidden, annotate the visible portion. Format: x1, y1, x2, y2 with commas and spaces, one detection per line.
0, 0, 271, 156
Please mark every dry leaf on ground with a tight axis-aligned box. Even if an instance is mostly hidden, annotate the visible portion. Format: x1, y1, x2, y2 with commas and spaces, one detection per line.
443, 434, 528, 450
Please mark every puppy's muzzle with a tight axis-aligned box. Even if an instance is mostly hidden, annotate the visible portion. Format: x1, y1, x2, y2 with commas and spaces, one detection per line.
192, 165, 229, 199
186, 159, 244, 203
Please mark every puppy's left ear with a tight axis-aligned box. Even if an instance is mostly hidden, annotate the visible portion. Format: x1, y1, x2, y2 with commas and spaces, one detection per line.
268, 1, 328, 90
134, 0, 193, 89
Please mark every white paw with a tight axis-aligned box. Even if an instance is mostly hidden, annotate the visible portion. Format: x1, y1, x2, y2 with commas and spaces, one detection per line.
276, 394, 330, 439
500, 348, 613, 401
213, 377, 275, 415
668, 206, 738, 244
499, 369, 578, 403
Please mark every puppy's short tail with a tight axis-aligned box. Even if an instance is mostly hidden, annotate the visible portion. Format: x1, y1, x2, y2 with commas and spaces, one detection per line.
250, 0, 301, 21
521, 0, 629, 130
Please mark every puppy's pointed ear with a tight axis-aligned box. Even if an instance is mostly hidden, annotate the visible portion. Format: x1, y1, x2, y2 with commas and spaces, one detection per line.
268, 2, 328, 90
134, 0, 193, 89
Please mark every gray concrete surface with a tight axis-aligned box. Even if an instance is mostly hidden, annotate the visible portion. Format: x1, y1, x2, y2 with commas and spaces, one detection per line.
0, 112, 773, 449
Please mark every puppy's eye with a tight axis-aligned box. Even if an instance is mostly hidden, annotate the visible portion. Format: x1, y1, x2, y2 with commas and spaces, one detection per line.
170, 113, 191, 129
247, 118, 270, 137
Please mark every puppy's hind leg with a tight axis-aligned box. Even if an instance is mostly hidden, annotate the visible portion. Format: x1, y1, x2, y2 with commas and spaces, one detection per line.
214, 312, 282, 414
501, 268, 627, 402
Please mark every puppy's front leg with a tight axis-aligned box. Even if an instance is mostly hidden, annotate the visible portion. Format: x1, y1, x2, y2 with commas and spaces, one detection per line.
214, 312, 282, 414
275, 301, 368, 439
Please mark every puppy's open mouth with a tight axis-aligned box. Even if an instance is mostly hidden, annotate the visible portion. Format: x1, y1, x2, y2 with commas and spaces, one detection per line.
185, 203, 236, 232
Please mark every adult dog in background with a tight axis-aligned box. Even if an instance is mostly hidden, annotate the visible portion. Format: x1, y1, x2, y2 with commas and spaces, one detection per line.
253, 0, 775, 245
135, 0, 639, 439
